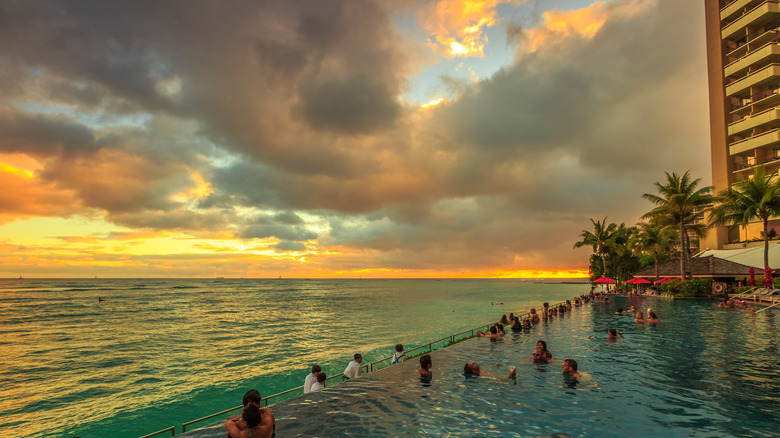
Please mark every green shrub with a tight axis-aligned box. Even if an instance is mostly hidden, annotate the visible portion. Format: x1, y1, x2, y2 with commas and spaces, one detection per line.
658, 279, 713, 297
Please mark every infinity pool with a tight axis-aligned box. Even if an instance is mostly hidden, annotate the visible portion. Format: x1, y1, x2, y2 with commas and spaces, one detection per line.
184, 296, 780, 437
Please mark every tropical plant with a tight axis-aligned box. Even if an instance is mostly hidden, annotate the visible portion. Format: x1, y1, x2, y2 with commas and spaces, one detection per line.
642, 171, 712, 280
629, 222, 677, 281
709, 165, 780, 270
574, 218, 624, 278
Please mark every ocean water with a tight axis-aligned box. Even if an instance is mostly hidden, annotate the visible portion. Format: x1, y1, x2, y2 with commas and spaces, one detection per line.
0, 278, 586, 438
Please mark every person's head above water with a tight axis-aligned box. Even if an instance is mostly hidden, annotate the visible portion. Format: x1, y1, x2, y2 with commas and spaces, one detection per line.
242, 403, 262, 428
243, 389, 261, 407
537, 340, 548, 351
464, 362, 480, 375
420, 354, 432, 370
562, 359, 578, 373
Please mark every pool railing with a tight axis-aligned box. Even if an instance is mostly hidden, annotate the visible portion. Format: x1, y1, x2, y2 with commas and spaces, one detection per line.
140, 298, 579, 437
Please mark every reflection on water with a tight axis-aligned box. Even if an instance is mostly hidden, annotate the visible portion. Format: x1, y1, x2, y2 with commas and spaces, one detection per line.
0, 278, 583, 438
187, 295, 778, 438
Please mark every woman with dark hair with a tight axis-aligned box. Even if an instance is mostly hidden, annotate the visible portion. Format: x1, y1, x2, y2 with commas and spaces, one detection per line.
535, 340, 552, 361
510, 317, 522, 332
417, 354, 432, 378
500, 314, 509, 325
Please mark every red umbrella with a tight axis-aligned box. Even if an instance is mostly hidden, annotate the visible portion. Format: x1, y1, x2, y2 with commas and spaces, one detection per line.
626, 278, 651, 284
764, 266, 773, 288
748, 267, 756, 287
592, 277, 616, 284
654, 277, 678, 285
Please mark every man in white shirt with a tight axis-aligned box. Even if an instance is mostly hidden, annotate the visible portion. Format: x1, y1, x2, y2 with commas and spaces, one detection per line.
343, 353, 363, 379
303, 364, 321, 394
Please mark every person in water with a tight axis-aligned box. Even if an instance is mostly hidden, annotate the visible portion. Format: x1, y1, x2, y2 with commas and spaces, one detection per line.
477, 325, 502, 338
343, 353, 363, 379
310, 373, 326, 391
392, 344, 405, 364
510, 317, 523, 332
615, 308, 624, 315
529, 308, 540, 323
635, 312, 646, 323
417, 354, 432, 378
534, 340, 552, 361
500, 314, 509, 325
303, 364, 321, 394
562, 359, 582, 378
647, 312, 660, 323
464, 362, 516, 378
225, 390, 275, 438
607, 328, 623, 341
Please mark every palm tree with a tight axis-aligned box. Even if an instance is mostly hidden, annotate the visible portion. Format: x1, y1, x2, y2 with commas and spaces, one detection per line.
642, 171, 711, 280
574, 218, 622, 278
629, 222, 677, 281
710, 165, 780, 270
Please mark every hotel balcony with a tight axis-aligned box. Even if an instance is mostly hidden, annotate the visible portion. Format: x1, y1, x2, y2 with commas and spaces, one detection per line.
725, 42, 780, 77
728, 106, 780, 134
726, 63, 780, 96
729, 127, 780, 154
730, 85, 780, 115
725, 21, 780, 60
722, 0, 765, 22
732, 147, 780, 172
722, 1, 780, 40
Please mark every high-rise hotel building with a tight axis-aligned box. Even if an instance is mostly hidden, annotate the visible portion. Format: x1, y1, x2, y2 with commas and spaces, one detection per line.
704, 0, 780, 249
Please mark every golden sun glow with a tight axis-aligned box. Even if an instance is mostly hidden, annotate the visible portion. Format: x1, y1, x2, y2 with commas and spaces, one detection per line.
522, 1, 651, 52
422, 0, 503, 57
421, 97, 445, 108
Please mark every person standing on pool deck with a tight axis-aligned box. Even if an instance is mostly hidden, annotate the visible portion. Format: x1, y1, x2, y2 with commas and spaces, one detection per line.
392, 344, 405, 364
304, 364, 321, 393
344, 353, 363, 379
562, 359, 582, 378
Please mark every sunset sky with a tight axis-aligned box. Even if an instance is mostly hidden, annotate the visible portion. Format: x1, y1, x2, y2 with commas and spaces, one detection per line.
0, 0, 710, 278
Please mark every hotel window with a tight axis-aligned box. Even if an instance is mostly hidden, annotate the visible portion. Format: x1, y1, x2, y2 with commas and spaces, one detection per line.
746, 156, 756, 166
774, 147, 780, 159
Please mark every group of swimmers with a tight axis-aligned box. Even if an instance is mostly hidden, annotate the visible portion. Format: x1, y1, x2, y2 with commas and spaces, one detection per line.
718, 296, 756, 312
225, 292, 616, 436
615, 305, 661, 323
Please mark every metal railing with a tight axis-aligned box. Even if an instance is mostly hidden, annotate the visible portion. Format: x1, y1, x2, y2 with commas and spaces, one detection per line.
138, 426, 175, 438
722, 1, 780, 32
140, 298, 580, 437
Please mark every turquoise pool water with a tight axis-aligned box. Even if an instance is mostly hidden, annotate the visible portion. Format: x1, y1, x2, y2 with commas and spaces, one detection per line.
186, 296, 779, 437
0, 278, 584, 437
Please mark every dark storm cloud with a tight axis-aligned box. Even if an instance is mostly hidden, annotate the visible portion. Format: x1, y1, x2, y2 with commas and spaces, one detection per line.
0, 108, 100, 156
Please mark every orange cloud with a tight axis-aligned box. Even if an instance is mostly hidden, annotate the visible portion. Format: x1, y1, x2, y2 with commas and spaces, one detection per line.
422, 0, 511, 57
0, 155, 83, 223
522, 1, 650, 52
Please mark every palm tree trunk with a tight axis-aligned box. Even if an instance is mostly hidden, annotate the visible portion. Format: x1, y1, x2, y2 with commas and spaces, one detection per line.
654, 251, 659, 281
679, 221, 686, 279
601, 254, 607, 277
764, 218, 770, 270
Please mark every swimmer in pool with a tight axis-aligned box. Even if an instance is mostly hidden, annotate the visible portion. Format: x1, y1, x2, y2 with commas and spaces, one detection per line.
417, 354, 432, 378
607, 328, 623, 341
562, 359, 582, 378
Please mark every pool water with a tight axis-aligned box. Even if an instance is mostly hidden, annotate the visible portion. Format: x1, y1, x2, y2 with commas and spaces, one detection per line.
186, 296, 780, 437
